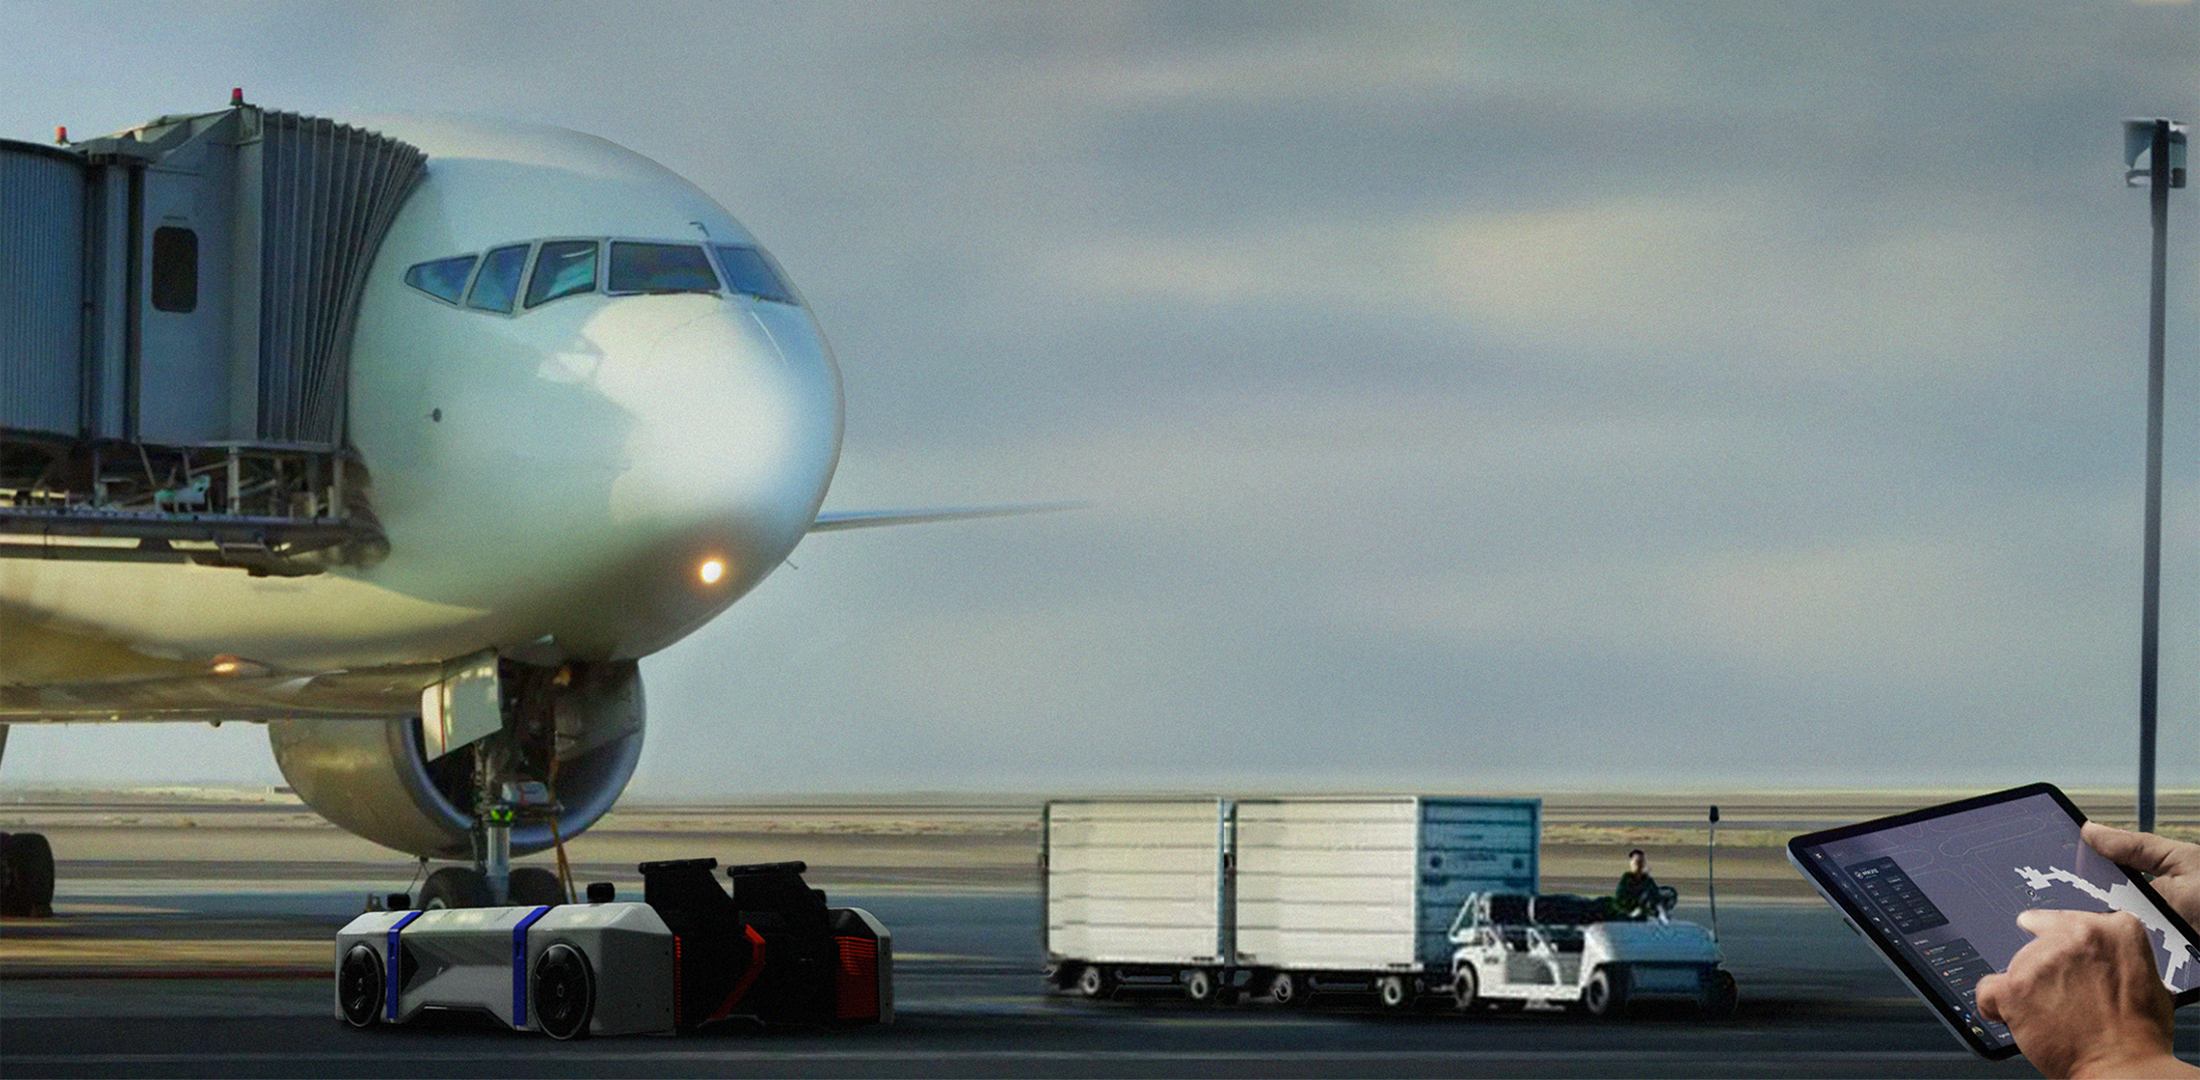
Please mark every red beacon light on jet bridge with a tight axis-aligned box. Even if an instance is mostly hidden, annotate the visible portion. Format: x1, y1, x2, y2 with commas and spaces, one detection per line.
232, 87, 246, 107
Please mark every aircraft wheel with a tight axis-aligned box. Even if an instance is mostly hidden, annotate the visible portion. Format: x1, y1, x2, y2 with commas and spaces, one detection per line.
1267, 970, 1303, 1007
1583, 966, 1629, 1019
508, 867, 565, 906
1451, 967, 1480, 1012
338, 944, 384, 1027
419, 866, 493, 909
0, 832, 56, 918
1077, 964, 1115, 999
532, 942, 595, 1039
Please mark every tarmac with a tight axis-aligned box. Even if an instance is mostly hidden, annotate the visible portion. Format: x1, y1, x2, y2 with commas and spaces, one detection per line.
3, 789, 2196, 1078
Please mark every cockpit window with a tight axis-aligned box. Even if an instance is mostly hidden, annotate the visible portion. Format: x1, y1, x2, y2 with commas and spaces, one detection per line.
404, 255, 477, 304
609, 242, 720, 294
411, 238, 782, 313
714, 245, 797, 305
526, 240, 599, 308
466, 244, 530, 313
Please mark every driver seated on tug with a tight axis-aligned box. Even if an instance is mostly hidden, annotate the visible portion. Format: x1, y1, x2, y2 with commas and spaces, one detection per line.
1610, 848, 1678, 920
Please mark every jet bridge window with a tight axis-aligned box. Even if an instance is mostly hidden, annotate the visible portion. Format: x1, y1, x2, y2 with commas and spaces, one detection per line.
526, 240, 598, 308
714, 245, 797, 305
151, 226, 199, 313
466, 244, 531, 313
404, 254, 478, 304
608, 242, 720, 294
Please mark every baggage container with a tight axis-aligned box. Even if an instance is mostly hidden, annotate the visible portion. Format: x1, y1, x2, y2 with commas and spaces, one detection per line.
1042, 798, 1232, 1000
1043, 795, 1539, 1008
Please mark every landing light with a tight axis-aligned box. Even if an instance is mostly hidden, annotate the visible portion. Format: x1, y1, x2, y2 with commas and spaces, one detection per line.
699, 559, 725, 585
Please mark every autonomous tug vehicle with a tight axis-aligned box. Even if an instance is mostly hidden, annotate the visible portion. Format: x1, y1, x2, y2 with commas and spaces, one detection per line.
0, 94, 1024, 1025
337, 859, 891, 1037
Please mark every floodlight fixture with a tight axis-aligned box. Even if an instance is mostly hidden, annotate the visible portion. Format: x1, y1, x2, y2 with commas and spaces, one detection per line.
2124, 117, 2188, 188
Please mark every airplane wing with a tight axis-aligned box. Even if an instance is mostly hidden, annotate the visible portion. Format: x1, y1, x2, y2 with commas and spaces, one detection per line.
808, 503, 1083, 533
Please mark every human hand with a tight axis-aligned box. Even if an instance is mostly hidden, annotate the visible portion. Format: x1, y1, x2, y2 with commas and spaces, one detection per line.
2085, 822, 2200, 930
1974, 909, 2188, 1079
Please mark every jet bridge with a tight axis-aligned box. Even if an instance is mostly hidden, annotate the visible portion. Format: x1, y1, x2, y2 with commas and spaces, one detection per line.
0, 96, 424, 575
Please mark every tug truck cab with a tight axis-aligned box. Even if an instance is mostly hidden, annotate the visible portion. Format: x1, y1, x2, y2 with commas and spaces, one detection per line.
1446, 892, 1735, 1018
333, 859, 891, 1037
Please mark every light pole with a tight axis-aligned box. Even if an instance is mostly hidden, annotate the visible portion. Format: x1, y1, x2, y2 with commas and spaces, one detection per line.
2122, 117, 2186, 835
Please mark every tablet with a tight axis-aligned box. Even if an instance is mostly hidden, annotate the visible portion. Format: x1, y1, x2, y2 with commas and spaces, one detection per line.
1787, 783, 2200, 1060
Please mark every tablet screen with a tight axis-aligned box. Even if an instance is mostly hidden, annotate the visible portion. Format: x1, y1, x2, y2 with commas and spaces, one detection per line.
1788, 784, 2200, 1059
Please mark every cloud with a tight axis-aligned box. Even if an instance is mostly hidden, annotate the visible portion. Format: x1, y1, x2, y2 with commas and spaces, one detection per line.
4, 1, 2196, 797
1406, 192, 2123, 386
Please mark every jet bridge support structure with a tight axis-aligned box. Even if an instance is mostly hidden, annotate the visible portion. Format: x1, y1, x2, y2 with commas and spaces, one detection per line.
0, 96, 424, 575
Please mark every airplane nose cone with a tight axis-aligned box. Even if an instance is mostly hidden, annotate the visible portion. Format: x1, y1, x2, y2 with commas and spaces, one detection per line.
577, 297, 843, 652
620, 303, 840, 529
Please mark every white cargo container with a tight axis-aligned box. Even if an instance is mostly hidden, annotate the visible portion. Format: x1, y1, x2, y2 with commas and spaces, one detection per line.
1234, 796, 1539, 1007
1043, 799, 1233, 1001
1043, 796, 1539, 1008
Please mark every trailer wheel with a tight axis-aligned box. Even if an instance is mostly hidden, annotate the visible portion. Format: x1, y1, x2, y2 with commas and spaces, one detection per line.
1376, 975, 1411, 1010
337, 944, 384, 1027
1704, 968, 1738, 1017
532, 942, 595, 1039
0, 832, 55, 917
1582, 965, 1628, 1019
1267, 970, 1302, 1007
1451, 967, 1480, 1012
1183, 968, 1219, 1005
1076, 964, 1114, 999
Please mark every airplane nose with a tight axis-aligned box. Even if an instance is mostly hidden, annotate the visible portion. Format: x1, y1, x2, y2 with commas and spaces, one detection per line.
575, 297, 843, 649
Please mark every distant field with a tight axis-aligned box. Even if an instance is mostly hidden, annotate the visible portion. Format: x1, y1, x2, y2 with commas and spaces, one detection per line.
2, 787, 2191, 903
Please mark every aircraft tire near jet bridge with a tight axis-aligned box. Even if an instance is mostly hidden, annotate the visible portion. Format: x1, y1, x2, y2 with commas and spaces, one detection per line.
509, 867, 566, 906
408, 866, 566, 909
418, 867, 494, 909
0, 831, 56, 917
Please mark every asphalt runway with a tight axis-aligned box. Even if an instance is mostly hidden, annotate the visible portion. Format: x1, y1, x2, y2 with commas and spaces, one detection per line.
5, 793, 2198, 1078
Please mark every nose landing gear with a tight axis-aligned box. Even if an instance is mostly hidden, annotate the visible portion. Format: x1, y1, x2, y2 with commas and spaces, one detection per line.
406, 662, 581, 910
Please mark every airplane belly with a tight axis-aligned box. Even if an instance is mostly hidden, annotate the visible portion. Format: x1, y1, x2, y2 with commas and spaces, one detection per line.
0, 558, 493, 679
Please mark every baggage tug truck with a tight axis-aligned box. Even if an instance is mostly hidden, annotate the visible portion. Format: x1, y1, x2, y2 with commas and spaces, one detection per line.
1447, 891, 1736, 1018
334, 859, 891, 1037
1043, 796, 1540, 1008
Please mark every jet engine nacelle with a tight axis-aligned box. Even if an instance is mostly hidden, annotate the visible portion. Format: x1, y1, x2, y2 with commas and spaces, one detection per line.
269, 660, 645, 860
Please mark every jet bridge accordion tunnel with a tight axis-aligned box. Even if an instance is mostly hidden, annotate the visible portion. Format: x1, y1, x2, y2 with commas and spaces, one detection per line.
1, 97, 425, 575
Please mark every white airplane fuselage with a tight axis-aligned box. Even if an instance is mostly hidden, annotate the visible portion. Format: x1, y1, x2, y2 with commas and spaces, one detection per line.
0, 112, 847, 862
2, 116, 842, 682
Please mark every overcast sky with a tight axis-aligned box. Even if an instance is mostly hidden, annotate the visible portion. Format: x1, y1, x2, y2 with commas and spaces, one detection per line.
2, 1, 2196, 800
